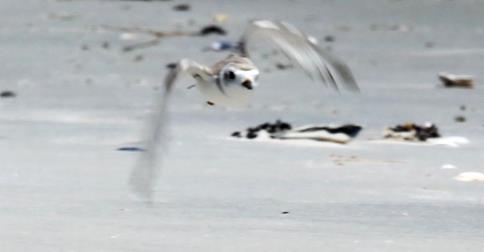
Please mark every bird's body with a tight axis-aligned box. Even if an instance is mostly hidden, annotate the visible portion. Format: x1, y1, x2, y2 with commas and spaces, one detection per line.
130, 20, 360, 200
196, 54, 259, 107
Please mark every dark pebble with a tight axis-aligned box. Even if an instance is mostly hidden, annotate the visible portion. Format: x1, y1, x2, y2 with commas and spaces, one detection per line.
199, 25, 227, 36
324, 35, 335, 42
0, 90, 16, 98
455, 115, 466, 123
102, 41, 110, 49
117, 147, 145, 152
173, 4, 190, 11
392, 123, 440, 141
425, 42, 435, 48
231, 131, 242, 138
281, 211, 290, 215
133, 54, 144, 62
275, 63, 291, 70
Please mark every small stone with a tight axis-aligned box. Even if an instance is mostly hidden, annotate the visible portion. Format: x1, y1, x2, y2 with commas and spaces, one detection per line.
454, 115, 466, 123
324, 35, 335, 42
102, 41, 110, 49
459, 105, 466, 111
173, 4, 190, 11
425, 42, 434, 48
0, 90, 16, 98
281, 211, 290, 215
275, 63, 292, 70
133, 54, 144, 62
81, 44, 89, 51
231, 131, 242, 138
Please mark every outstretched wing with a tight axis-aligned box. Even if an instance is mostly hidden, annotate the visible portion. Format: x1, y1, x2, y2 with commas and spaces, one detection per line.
239, 20, 359, 91
129, 59, 211, 201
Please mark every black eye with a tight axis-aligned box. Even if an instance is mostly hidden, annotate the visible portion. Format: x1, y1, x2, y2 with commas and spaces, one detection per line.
224, 70, 236, 80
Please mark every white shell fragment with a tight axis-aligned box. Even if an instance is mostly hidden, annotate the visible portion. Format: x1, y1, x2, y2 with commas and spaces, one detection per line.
441, 164, 457, 170
454, 172, 484, 182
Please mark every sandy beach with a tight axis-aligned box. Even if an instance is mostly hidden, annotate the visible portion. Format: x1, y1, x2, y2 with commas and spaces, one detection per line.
1, 0, 484, 251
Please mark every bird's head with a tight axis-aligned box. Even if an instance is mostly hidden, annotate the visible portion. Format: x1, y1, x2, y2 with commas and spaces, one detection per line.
219, 61, 260, 95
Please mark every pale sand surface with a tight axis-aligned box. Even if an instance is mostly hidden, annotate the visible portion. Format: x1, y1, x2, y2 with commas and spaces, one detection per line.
1, 0, 484, 251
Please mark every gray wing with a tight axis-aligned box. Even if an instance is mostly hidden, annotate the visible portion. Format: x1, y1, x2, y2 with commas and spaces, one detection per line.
128, 64, 177, 201
129, 59, 209, 201
239, 20, 359, 91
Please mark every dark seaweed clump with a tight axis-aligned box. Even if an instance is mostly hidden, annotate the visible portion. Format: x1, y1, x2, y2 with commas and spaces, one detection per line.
231, 120, 292, 139
390, 123, 440, 141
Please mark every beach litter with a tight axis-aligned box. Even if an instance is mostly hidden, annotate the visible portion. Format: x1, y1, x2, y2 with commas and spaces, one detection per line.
231, 120, 362, 144
173, 4, 190, 12
383, 122, 469, 147
209, 40, 236, 51
439, 72, 474, 88
384, 122, 440, 141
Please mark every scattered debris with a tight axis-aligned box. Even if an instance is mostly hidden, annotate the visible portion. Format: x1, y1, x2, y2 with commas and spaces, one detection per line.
48, 13, 78, 21
117, 147, 145, 152
454, 172, 484, 182
384, 123, 440, 141
133, 54, 144, 62
425, 42, 435, 48
209, 40, 236, 51
454, 115, 466, 123
0, 90, 16, 98
173, 4, 190, 11
102, 25, 228, 52
213, 13, 229, 23
439, 72, 474, 88
275, 62, 293, 70
199, 25, 227, 36
102, 41, 110, 49
441, 164, 457, 169
231, 131, 242, 138
231, 120, 362, 144
324, 35, 335, 42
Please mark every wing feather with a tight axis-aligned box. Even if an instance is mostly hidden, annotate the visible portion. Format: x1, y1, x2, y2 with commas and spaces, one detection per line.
239, 20, 359, 91
129, 59, 209, 201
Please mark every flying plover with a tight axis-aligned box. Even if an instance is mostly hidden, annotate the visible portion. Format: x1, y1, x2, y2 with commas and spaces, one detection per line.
130, 20, 359, 199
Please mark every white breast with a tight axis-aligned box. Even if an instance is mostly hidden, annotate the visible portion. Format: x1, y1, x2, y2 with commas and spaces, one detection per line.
196, 79, 251, 107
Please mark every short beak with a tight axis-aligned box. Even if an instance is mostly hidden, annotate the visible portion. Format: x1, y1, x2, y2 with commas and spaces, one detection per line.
241, 79, 253, 90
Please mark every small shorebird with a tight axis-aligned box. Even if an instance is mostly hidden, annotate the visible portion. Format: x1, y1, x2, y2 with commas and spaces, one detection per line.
130, 20, 359, 199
